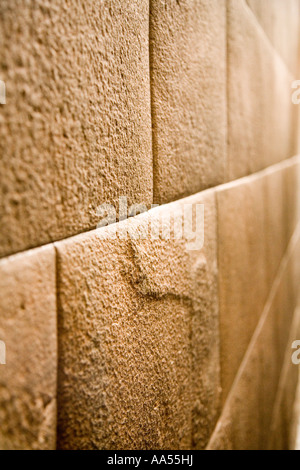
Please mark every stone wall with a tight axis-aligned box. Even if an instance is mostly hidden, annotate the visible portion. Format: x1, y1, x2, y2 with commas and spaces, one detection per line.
0, 0, 300, 450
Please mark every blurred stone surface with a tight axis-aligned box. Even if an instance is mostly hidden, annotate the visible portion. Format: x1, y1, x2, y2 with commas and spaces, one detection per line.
208, 227, 300, 450
0, 246, 57, 450
227, 0, 294, 181
246, 0, 300, 75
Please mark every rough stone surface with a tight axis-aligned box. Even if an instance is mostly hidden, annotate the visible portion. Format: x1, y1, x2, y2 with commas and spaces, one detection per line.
0, 246, 57, 450
0, 0, 152, 258
56, 190, 220, 450
246, 0, 300, 75
217, 172, 269, 402
150, 0, 226, 204
227, 0, 294, 181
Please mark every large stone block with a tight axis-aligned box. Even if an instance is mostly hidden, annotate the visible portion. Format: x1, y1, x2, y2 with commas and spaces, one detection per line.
56, 189, 220, 449
227, 0, 294, 181
150, 0, 227, 204
0, 246, 57, 450
0, 0, 152, 257
217, 172, 269, 402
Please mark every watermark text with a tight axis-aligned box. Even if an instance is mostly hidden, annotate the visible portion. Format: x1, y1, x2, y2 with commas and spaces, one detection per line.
96, 197, 205, 251
292, 80, 300, 104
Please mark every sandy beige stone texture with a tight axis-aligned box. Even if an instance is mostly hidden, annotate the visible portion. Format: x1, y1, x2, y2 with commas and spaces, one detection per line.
0, 0, 152, 258
217, 172, 269, 402
264, 164, 289, 288
227, 0, 294, 181
208, 227, 300, 450
217, 159, 300, 404
150, 0, 227, 204
0, 246, 57, 450
56, 189, 220, 450
246, 0, 300, 75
